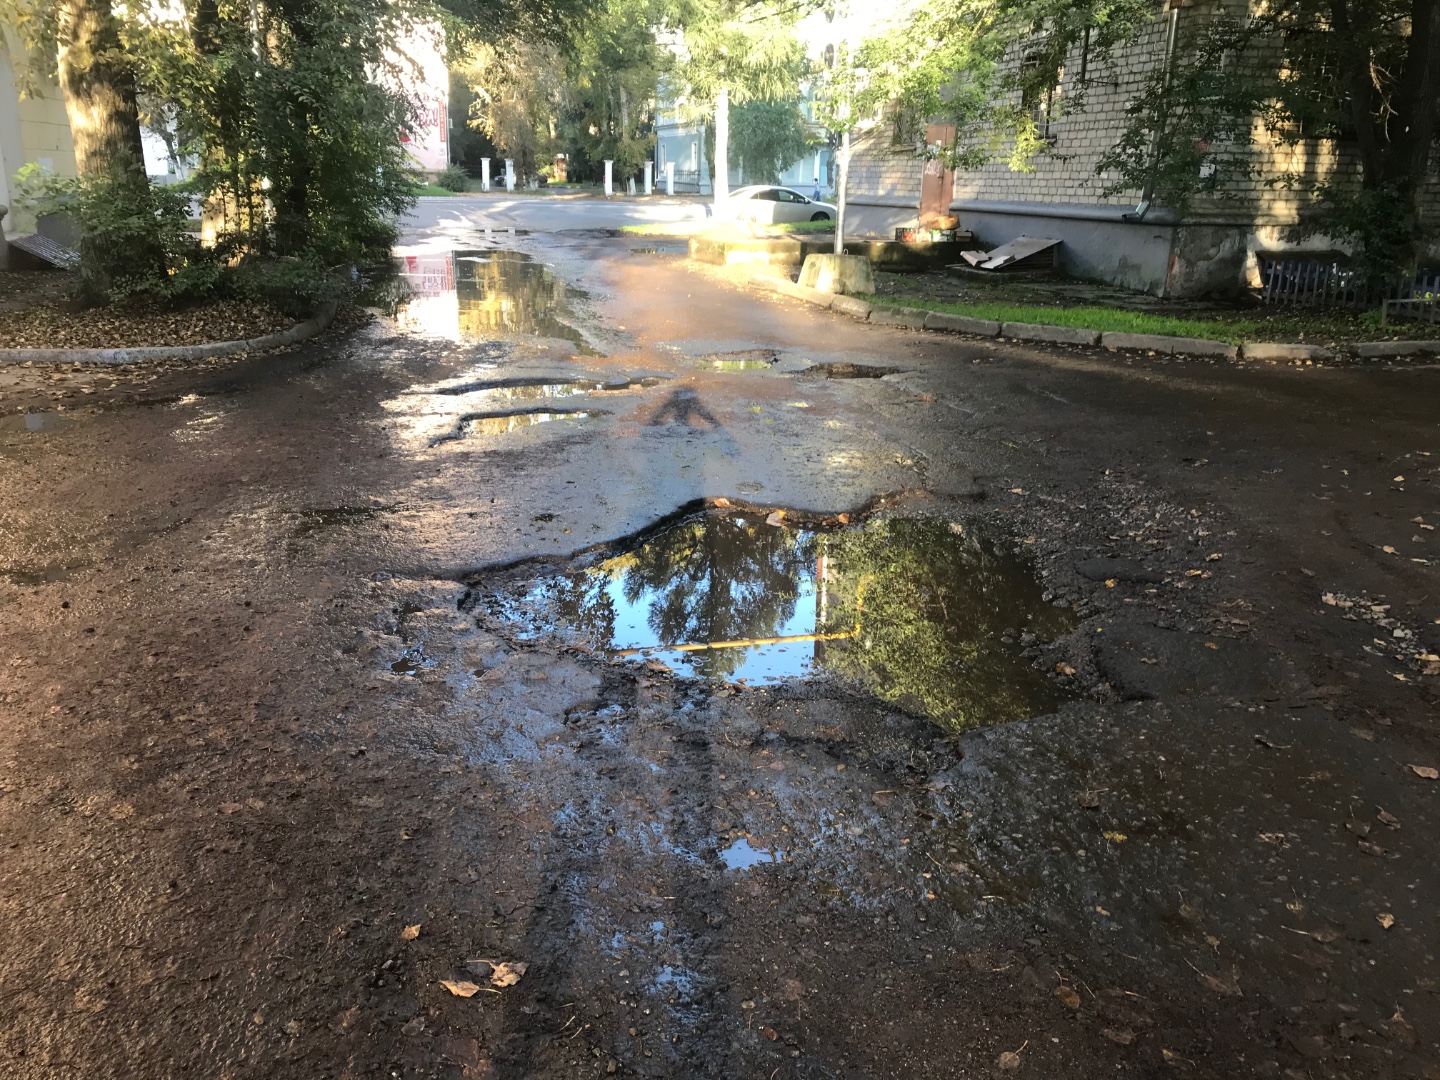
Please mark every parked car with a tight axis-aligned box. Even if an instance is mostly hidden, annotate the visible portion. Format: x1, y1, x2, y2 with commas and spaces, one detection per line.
717, 185, 836, 224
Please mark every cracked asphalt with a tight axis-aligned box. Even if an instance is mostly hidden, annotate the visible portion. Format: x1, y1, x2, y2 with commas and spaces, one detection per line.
1, 198, 1438, 1079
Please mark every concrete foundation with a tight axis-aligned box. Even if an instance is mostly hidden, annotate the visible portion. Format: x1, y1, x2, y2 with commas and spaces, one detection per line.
798, 254, 876, 296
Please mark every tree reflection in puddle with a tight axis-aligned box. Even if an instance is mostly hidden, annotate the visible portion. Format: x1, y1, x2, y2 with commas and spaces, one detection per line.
483, 513, 1075, 731
391, 249, 597, 352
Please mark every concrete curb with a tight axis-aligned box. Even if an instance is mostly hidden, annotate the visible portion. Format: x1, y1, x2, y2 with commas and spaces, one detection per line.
0, 301, 339, 365
747, 274, 1436, 362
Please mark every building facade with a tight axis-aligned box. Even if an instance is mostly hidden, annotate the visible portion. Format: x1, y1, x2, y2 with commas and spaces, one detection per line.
841, 4, 1440, 297
0, 31, 78, 249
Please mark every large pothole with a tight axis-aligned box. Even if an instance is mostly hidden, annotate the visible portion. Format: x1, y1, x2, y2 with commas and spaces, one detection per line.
468, 509, 1074, 731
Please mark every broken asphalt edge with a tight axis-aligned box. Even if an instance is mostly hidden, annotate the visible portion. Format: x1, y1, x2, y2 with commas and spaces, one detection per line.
0, 301, 339, 365
747, 274, 1440, 361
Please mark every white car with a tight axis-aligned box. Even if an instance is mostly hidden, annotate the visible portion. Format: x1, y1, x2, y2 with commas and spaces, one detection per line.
718, 185, 836, 225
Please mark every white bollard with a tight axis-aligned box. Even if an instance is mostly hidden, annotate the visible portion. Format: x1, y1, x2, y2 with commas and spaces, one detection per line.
604, 159, 613, 198
664, 161, 674, 197
481, 158, 491, 192
644, 161, 653, 195
504, 160, 514, 192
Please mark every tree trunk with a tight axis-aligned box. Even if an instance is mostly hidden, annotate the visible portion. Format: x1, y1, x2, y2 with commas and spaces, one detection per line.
54, 0, 145, 176
1381, 0, 1440, 189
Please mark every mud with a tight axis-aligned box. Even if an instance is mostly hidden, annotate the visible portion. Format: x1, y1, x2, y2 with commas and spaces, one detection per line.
1, 223, 1438, 1080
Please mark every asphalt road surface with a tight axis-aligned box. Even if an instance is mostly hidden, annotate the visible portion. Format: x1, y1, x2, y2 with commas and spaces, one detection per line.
1, 196, 1438, 1080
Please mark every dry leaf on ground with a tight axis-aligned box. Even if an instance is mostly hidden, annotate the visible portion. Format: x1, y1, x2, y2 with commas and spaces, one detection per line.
996, 1041, 1027, 1070
1055, 985, 1081, 1009
1408, 764, 1439, 780
440, 980, 482, 998
401, 924, 421, 941
1377, 912, 1395, 929
1102, 1027, 1135, 1045
490, 961, 528, 987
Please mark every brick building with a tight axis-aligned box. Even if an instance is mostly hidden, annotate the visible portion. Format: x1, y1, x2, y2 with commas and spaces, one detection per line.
841, 3, 1440, 298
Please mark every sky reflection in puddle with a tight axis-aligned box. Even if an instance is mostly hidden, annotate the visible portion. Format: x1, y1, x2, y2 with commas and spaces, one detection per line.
720, 837, 783, 870
483, 513, 1075, 731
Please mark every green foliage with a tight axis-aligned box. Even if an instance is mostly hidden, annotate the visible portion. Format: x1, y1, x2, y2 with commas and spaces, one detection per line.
15, 161, 223, 305
831, 0, 1156, 172
233, 253, 344, 318
126, 0, 418, 266
437, 164, 472, 191
669, 0, 807, 113
1098, 0, 1438, 282
726, 99, 810, 183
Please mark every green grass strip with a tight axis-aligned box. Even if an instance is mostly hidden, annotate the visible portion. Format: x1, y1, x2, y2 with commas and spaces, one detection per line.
882, 297, 1259, 344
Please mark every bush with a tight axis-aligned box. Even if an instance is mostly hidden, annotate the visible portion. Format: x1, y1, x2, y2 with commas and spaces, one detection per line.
436, 165, 472, 192
15, 160, 224, 307
233, 254, 345, 319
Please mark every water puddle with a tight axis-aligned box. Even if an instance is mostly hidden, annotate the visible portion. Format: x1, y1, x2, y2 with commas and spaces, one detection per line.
476, 512, 1075, 731
436, 409, 598, 443
390, 249, 596, 352
720, 837, 784, 870
803, 362, 902, 379
693, 349, 780, 372
0, 411, 66, 435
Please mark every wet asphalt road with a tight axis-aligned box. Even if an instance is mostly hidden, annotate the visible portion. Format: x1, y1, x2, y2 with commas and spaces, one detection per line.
1, 201, 1439, 1079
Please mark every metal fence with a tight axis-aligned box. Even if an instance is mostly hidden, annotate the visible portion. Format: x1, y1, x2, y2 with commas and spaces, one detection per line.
1258, 256, 1440, 314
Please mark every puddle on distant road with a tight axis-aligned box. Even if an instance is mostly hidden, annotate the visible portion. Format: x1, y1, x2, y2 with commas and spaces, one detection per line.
390, 249, 596, 352
477, 513, 1074, 731
693, 349, 780, 372
437, 409, 598, 442
803, 362, 902, 379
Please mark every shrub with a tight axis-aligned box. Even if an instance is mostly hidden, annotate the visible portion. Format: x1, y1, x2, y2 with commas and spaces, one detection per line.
15, 160, 224, 307
233, 254, 345, 319
437, 164, 472, 192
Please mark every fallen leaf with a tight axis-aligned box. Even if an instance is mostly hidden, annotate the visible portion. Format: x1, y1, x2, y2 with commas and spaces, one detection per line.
1383, 545, 1398, 554
1185, 569, 1204, 577
401, 1016, 425, 1036
712, 497, 731, 508
441, 1037, 492, 1077
837, 512, 850, 524
219, 802, 244, 814
765, 510, 786, 527
1055, 985, 1081, 1009
1408, 764, 1439, 779
1357, 839, 1389, 857
1204, 641, 1220, 649
1102, 831, 1127, 843
1377, 912, 1395, 929
1257, 832, 1288, 846
1008, 487, 1026, 495
401, 924, 421, 941
1196, 971, 1242, 997
1393, 475, 1405, 483
1055, 662, 1076, 676
490, 961, 528, 987
1101, 1027, 1135, 1045
996, 1042, 1026, 1070
1205, 553, 1223, 561
1390, 1008, 1417, 1048
1376, 808, 1401, 829
760, 1026, 779, 1041
440, 980, 481, 998
1076, 789, 1102, 809
1095, 905, 1111, 915
1309, 927, 1339, 943
1104, 578, 1117, 588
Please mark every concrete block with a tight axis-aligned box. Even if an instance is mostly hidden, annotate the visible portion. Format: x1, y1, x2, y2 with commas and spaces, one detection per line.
829, 294, 874, 319
1001, 321, 1101, 347
869, 306, 928, 329
1099, 332, 1239, 359
1354, 340, 1440, 357
1240, 342, 1334, 362
798, 253, 876, 295
924, 311, 1000, 336
1165, 336, 1240, 360
774, 278, 834, 309
1101, 331, 1175, 353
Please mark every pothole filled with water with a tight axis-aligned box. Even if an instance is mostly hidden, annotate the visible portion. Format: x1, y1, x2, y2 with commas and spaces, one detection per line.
692, 348, 780, 372
472, 511, 1075, 731
389, 249, 596, 352
802, 362, 902, 379
435, 409, 600, 443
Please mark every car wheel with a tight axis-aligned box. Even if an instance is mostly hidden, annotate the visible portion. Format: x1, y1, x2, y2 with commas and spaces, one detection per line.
810, 212, 831, 222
